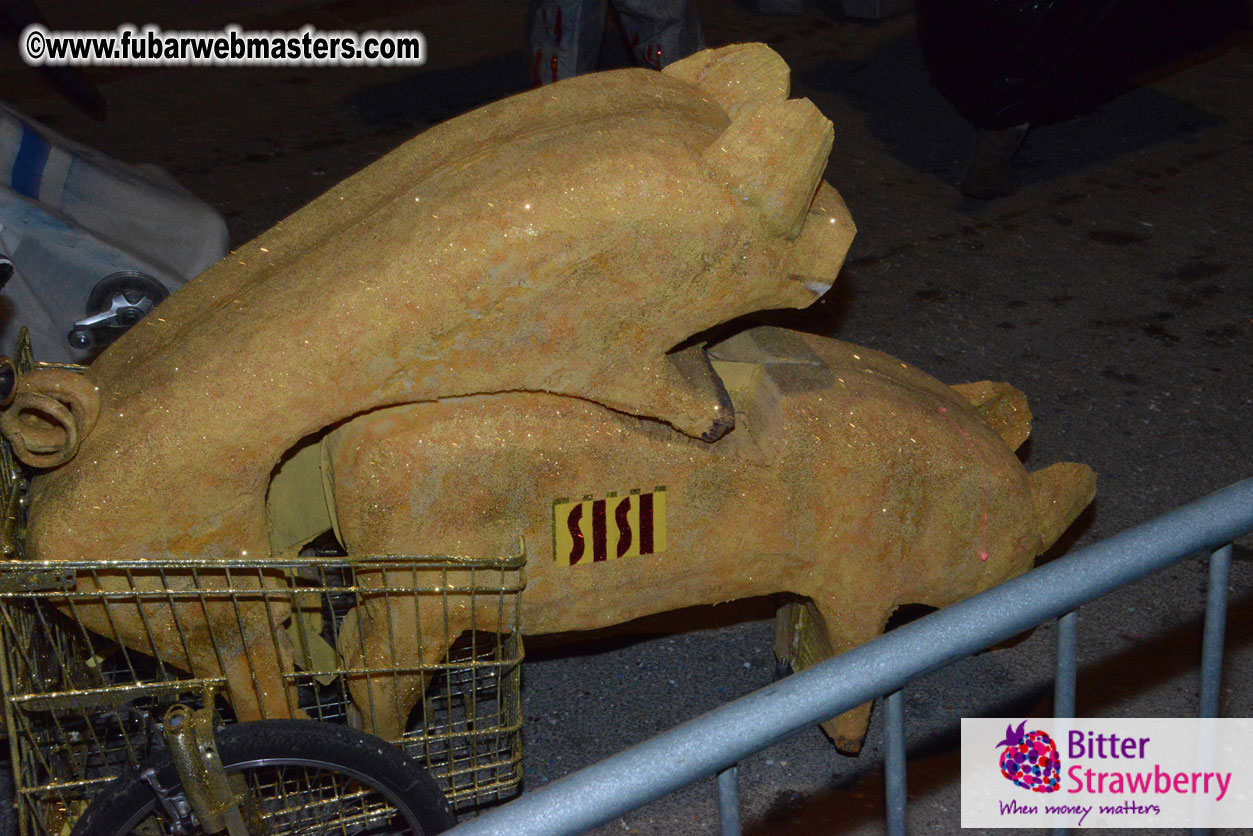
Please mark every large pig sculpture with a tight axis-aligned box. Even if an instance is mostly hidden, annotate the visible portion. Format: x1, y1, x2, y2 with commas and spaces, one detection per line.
1, 44, 1093, 750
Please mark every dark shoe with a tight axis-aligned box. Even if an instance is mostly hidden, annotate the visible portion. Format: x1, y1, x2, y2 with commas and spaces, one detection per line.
960, 122, 1029, 199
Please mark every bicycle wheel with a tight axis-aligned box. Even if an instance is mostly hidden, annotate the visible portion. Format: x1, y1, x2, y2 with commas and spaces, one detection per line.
70, 720, 455, 836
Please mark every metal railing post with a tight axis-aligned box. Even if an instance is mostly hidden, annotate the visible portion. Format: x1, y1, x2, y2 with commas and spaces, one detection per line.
1052, 610, 1079, 836
1054, 610, 1077, 719
1198, 543, 1232, 719
1193, 543, 1233, 836
717, 766, 740, 836
884, 689, 906, 836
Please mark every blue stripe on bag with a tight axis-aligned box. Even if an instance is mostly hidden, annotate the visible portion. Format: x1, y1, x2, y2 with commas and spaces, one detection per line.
11, 124, 51, 200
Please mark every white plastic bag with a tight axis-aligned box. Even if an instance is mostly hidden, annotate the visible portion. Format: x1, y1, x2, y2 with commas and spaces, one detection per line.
0, 102, 228, 362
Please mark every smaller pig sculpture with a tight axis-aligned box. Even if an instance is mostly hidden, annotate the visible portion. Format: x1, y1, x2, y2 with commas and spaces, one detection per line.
317, 326, 1094, 750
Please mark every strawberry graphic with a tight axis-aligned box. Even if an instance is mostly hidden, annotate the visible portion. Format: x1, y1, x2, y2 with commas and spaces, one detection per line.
996, 721, 1061, 793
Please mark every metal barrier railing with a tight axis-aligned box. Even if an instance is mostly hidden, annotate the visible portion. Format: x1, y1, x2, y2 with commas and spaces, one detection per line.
445, 477, 1253, 836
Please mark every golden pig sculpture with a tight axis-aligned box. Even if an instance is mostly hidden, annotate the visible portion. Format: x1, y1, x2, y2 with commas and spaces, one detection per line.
322, 326, 1094, 749
0, 44, 1094, 750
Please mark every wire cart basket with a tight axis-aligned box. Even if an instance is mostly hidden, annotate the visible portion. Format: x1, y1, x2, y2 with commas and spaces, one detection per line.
0, 333, 526, 836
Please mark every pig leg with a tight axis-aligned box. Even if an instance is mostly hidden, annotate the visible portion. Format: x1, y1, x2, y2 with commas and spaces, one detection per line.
337, 575, 475, 742
211, 602, 304, 721
62, 578, 301, 722
776, 597, 894, 753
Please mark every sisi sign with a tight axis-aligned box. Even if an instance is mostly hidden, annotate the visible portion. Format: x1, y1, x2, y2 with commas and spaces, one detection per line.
961, 718, 1252, 828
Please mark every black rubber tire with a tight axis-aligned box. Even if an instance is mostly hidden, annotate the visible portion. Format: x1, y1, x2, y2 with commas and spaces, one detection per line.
85, 272, 168, 315
70, 720, 455, 836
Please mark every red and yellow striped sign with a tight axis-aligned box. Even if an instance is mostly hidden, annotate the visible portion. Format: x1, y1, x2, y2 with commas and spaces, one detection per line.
552, 488, 667, 566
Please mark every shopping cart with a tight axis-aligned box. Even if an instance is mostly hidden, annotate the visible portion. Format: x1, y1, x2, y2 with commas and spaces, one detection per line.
0, 333, 525, 836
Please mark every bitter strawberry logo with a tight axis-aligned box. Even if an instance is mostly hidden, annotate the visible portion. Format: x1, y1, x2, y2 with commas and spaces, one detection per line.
996, 721, 1061, 793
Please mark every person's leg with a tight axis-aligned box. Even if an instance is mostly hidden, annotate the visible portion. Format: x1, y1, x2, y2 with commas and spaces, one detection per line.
961, 122, 1030, 199
611, 0, 704, 70
528, 0, 610, 85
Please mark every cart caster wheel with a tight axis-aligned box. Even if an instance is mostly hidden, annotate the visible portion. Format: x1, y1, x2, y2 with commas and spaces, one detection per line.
67, 328, 95, 350
70, 720, 455, 836
0, 356, 15, 407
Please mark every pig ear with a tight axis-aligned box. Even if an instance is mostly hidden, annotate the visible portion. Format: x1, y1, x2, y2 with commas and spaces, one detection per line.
663, 43, 789, 118
703, 98, 833, 240
949, 380, 1032, 452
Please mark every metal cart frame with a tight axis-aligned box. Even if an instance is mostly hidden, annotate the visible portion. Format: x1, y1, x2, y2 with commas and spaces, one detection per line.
0, 333, 526, 836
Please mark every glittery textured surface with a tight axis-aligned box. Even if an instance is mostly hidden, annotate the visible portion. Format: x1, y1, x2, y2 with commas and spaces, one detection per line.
14, 43, 1094, 737
20, 43, 857, 722
324, 328, 1095, 746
